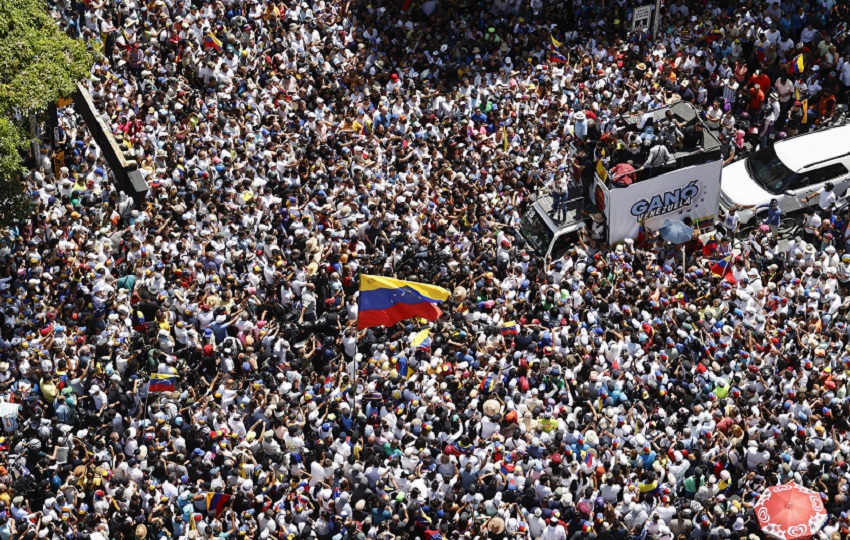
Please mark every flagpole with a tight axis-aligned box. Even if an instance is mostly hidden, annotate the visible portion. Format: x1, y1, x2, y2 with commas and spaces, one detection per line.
352, 276, 361, 414
141, 381, 151, 422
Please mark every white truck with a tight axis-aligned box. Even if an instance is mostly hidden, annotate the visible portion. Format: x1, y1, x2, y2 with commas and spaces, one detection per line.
519, 102, 724, 256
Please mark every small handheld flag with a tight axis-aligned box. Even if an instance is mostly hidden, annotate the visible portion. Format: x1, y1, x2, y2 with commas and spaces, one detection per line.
149, 373, 177, 393
205, 492, 232, 516
549, 52, 568, 64
710, 255, 736, 283
410, 329, 432, 349
204, 33, 223, 52
501, 321, 520, 336
791, 54, 806, 74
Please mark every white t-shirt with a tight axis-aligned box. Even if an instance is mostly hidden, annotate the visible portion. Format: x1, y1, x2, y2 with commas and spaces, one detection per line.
818, 188, 836, 210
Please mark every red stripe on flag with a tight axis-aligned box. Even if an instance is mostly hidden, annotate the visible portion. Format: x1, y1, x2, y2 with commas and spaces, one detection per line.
358, 302, 443, 329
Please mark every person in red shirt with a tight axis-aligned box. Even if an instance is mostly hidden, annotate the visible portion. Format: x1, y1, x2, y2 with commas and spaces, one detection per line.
747, 69, 771, 94
748, 84, 765, 117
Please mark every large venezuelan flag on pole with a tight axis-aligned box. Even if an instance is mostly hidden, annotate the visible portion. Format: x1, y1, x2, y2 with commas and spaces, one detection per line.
358, 275, 450, 329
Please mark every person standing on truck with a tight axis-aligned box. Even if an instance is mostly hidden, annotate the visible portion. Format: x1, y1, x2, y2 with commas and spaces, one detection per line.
644, 141, 671, 169
719, 132, 736, 166
589, 213, 606, 241
546, 174, 569, 223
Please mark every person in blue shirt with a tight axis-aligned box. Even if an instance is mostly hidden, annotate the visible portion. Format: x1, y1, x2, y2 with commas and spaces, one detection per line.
764, 198, 782, 238
638, 444, 657, 468
371, 503, 393, 524
210, 307, 245, 343
571, 434, 590, 455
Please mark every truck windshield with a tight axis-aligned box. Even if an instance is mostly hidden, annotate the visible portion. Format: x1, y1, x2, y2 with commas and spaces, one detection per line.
746, 148, 797, 194
519, 210, 554, 255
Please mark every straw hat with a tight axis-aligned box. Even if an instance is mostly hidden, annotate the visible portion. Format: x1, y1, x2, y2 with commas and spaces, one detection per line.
483, 399, 501, 417
487, 517, 506, 534
454, 286, 468, 302
135, 524, 148, 540
305, 237, 321, 253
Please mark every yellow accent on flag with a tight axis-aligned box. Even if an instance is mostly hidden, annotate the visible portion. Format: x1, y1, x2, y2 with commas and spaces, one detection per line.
410, 329, 431, 348
596, 160, 609, 183
204, 32, 223, 51
793, 54, 805, 73
358, 275, 451, 329
551, 34, 563, 48
802, 99, 808, 124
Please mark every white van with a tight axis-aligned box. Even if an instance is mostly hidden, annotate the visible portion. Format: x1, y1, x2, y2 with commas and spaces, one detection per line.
719, 124, 850, 227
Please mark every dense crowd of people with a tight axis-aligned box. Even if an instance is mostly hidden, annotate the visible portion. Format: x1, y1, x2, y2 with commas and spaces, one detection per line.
3, 0, 850, 538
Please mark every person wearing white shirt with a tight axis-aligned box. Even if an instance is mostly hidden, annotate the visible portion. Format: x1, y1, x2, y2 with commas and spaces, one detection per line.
839, 54, 850, 86
803, 183, 836, 211
541, 519, 567, 540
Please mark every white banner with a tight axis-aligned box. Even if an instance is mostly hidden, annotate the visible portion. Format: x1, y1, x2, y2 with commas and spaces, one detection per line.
632, 5, 652, 30
602, 160, 722, 244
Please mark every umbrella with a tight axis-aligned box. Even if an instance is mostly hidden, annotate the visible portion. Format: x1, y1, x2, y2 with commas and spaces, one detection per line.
658, 219, 694, 244
755, 482, 827, 540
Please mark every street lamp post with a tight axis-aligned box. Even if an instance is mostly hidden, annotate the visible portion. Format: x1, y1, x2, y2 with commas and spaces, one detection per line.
652, 0, 662, 42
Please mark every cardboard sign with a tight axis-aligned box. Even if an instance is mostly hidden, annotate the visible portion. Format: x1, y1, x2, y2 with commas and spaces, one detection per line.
633, 5, 652, 30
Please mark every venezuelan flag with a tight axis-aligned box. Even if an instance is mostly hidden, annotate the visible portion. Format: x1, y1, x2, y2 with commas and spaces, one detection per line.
551, 34, 563, 48
358, 275, 450, 329
149, 373, 177, 393
501, 321, 519, 336
204, 33, 223, 52
205, 492, 231, 516
710, 255, 736, 283
549, 52, 568, 64
791, 54, 805, 74
410, 328, 432, 349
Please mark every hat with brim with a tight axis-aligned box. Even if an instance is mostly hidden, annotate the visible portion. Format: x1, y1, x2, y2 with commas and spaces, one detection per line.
483, 399, 500, 416
136, 525, 148, 540
488, 517, 506, 534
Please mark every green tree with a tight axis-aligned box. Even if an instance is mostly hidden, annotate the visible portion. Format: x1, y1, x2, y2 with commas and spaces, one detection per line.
0, 0, 92, 225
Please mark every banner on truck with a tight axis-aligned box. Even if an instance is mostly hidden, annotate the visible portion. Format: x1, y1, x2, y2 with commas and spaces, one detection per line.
603, 160, 722, 243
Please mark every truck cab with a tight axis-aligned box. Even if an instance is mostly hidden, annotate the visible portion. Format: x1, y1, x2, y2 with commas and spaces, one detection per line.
518, 194, 587, 260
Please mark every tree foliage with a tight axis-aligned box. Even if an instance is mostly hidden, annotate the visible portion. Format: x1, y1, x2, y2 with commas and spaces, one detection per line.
0, 117, 32, 225
0, 0, 93, 225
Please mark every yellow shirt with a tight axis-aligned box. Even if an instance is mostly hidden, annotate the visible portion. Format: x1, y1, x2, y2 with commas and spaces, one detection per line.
639, 480, 658, 493
539, 418, 559, 433
41, 380, 59, 403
